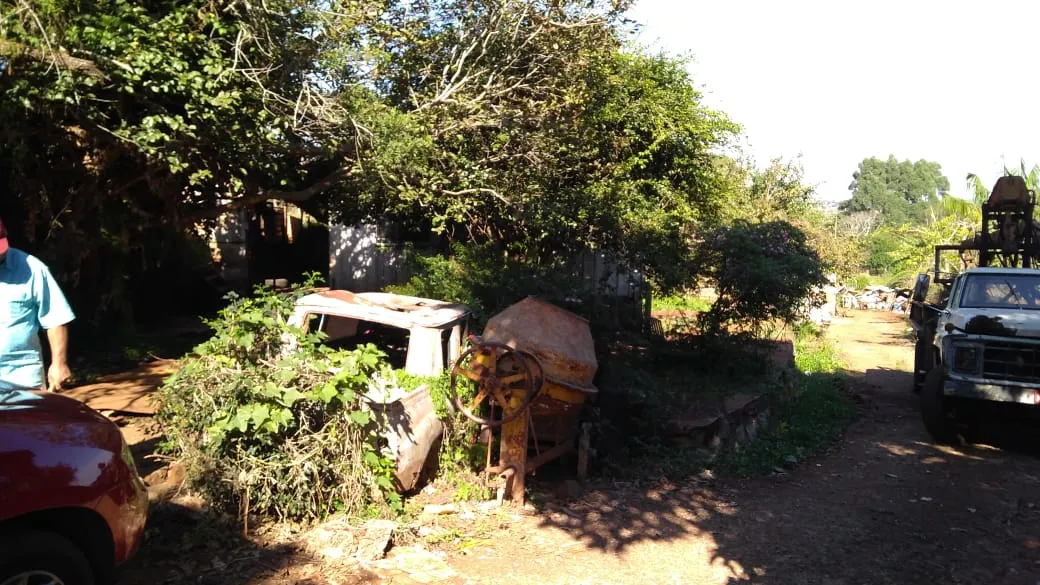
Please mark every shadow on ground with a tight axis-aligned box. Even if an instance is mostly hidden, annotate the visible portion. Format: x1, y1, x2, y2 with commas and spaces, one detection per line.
127, 436, 164, 479
514, 365, 1040, 584
116, 501, 303, 585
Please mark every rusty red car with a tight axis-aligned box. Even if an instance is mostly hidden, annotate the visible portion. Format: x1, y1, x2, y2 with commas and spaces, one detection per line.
0, 388, 148, 585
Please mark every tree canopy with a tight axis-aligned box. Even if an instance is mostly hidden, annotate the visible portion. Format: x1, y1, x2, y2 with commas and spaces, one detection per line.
1, 0, 738, 325
840, 155, 950, 226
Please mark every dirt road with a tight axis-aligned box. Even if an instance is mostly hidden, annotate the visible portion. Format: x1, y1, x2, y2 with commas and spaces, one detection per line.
445, 310, 1040, 584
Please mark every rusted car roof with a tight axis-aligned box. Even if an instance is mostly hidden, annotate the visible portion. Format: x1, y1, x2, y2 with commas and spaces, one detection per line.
293, 290, 471, 329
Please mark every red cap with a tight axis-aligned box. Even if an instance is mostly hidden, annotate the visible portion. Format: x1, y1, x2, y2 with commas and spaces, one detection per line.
0, 216, 8, 255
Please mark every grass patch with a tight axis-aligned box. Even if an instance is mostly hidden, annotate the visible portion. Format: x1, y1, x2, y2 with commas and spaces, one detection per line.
794, 332, 844, 374
715, 331, 856, 476
652, 293, 713, 313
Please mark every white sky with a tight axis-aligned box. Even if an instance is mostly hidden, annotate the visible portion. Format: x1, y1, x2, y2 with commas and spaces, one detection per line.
628, 0, 1040, 202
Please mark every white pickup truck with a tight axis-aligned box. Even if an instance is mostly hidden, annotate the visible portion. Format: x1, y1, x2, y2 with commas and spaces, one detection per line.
913, 267, 1040, 443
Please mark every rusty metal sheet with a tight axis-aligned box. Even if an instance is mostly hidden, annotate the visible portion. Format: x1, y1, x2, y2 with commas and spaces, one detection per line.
294, 290, 471, 329
61, 359, 177, 415
367, 385, 444, 493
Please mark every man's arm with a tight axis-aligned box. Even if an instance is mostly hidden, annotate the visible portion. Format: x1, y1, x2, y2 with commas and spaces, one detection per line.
46, 325, 71, 391
32, 258, 76, 392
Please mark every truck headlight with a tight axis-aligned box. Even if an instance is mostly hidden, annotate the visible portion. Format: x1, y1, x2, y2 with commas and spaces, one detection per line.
952, 344, 982, 374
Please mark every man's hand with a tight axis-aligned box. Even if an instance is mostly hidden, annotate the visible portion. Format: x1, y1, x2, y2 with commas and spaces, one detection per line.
45, 325, 71, 392
47, 361, 72, 392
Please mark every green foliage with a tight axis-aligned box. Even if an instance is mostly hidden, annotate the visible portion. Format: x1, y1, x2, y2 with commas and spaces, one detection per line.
157, 275, 402, 521
696, 221, 825, 337
794, 334, 844, 374
717, 373, 854, 476
391, 368, 486, 489
719, 157, 815, 224
882, 213, 976, 286
387, 243, 644, 331
717, 335, 855, 476
796, 210, 867, 279
0, 0, 345, 325
865, 228, 902, 275
841, 155, 951, 226
346, 47, 739, 290
713, 156, 863, 279
2, 0, 739, 329
653, 293, 713, 313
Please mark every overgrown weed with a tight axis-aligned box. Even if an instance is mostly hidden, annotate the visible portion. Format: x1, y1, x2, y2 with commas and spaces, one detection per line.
157, 274, 406, 523
715, 326, 856, 476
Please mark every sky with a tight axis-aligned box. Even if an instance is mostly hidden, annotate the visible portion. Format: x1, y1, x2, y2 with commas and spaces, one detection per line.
627, 0, 1040, 202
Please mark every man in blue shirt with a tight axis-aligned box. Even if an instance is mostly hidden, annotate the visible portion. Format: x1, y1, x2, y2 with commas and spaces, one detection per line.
0, 216, 75, 391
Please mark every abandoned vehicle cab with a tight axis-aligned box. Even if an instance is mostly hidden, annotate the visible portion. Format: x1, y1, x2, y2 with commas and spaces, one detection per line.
915, 267, 1040, 442
288, 290, 473, 492
289, 290, 473, 376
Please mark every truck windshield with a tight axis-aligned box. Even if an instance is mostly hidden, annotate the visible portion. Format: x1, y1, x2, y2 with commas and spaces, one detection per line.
959, 274, 1040, 310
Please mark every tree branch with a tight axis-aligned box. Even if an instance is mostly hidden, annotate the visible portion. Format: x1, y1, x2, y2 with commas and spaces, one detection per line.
0, 39, 108, 81
187, 166, 350, 222
441, 187, 517, 208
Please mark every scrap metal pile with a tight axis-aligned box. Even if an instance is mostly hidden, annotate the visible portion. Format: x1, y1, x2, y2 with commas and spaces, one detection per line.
843, 286, 911, 313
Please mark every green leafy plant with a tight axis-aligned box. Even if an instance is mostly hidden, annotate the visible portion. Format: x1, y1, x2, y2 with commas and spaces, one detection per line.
716, 333, 854, 476
157, 274, 403, 522
387, 242, 646, 333
696, 220, 825, 338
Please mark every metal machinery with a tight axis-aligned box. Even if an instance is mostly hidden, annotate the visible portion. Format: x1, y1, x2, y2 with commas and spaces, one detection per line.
447, 296, 598, 503
930, 177, 1039, 288
910, 175, 1040, 390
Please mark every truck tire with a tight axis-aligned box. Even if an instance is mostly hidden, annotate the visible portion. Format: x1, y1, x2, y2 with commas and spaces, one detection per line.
912, 339, 930, 394
921, 366, 959, 445
912, 323, 936, 394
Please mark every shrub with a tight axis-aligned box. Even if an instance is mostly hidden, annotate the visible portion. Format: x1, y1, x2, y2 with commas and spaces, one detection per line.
696, 220, 824, 337
388, 243, 645, 331
157, 274, 402, 522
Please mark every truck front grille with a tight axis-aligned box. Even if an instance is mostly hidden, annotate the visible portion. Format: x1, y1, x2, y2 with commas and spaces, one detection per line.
982, 342, 1040, 383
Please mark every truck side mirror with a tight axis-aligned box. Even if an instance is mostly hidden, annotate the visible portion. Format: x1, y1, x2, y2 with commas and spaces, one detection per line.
912, 273, 931, 302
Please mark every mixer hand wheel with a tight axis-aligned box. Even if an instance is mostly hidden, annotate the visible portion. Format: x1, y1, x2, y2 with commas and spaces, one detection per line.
449, 342, 544, 427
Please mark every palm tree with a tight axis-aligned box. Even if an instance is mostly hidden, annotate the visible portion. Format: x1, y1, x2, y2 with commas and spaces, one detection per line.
964, 173, 990, 205
940, 191, 982, 223
959, 159, 1040, 222
966, 158, 1040, 200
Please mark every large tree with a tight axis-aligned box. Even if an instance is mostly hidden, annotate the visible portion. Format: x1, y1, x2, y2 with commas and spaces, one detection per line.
840, 155, 950, 226
0, 0, 737, 325
710, 156, 863, 278
335, 45, 738, 287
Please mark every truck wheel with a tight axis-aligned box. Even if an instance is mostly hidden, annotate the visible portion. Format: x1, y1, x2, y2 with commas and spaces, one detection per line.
912, 340, 930, 394
920, 366, 959, 444
0, 531, 94, 585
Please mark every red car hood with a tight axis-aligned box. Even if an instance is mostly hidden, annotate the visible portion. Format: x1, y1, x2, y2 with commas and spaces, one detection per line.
0, 389, 129, 511
0, 388, 116, 424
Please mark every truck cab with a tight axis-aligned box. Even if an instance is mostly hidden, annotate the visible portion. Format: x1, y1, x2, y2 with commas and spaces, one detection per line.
914, 267, 1040, 442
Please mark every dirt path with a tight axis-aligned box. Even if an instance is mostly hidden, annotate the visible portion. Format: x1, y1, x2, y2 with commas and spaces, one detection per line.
442, 310, 1040, 585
